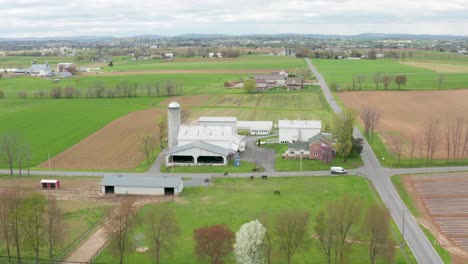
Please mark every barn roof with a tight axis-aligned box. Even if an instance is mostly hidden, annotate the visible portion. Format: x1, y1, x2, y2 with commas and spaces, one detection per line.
278, 120, 321, 129
101, 176, 182, 188
199, 116, 237, 122
166, 141, 230, 156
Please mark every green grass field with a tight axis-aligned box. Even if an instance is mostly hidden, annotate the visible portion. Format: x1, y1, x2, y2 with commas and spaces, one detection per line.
0, 98, 165, 168
312, 58, 468, 90
95, 177, 412, 264
104, 55, 306, 71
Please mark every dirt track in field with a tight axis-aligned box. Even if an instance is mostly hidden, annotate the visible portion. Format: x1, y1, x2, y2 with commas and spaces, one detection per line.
338, 90, 468, 158
401, 61, 468, 73
39, 109, 163, 170
402, 173, 468, 263
81, 69, 289, 76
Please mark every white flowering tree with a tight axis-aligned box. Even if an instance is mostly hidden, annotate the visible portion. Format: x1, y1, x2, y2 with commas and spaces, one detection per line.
234, 219, 267, 264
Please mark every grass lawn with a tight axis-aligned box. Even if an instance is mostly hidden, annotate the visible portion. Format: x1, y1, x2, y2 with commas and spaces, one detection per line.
312, 58, 468, 90
391, 174, 451, 264
95, 176, 412, 264
0, 98, 165, 168
161, 160, 264, 174
263, 143, 364, 171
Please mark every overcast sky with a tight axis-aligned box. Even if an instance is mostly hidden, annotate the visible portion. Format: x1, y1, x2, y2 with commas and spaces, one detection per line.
1, 0, 468, 37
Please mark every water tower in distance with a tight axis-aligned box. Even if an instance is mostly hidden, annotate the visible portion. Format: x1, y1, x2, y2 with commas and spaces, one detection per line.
167, 101, 181, 148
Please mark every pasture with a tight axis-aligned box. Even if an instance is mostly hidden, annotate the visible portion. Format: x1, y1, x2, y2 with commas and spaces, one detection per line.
338, 90, 468, 165
103, 55, 306, 71
392, 172, 468, 263
95, 176, 412, 264
312, 58, 468, 90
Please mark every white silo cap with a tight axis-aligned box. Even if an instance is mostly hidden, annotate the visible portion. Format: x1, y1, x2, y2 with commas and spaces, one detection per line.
168, 101, 181, 109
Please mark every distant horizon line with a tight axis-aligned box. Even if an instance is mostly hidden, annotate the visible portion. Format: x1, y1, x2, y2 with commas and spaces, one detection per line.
1, 32, 468, 40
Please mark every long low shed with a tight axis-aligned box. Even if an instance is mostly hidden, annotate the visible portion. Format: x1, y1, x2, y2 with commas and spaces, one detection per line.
101, 175, 183, 196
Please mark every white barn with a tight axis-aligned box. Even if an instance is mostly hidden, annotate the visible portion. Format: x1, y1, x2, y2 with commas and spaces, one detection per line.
101, 176, 183, 196
237, 121, 273, 135
198, 117, 237, 134
165, 141, 230, 166
177, 125, 243, 153
278, 120, 321, 143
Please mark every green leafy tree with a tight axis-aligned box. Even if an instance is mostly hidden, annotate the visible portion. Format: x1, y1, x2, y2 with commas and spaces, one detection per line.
243, 79, 257, 93
333, 111, 356, 162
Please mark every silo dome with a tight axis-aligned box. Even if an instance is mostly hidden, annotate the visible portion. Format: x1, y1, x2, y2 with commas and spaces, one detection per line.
168, 101, 181, 109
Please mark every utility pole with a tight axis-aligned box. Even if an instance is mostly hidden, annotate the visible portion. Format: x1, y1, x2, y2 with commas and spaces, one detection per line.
300, 151, 303, 173
48, 152, 51, 172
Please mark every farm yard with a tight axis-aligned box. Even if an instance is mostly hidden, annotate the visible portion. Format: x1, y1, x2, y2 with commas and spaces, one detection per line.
338, 90, 468, 162
393, 172, 468, 264
95, 176, 413, 264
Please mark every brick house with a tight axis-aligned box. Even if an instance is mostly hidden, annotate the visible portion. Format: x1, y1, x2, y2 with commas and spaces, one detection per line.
283, 132, 334, 162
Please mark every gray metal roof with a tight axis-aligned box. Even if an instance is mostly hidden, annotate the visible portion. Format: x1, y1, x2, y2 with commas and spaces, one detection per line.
166, 141, 230, 156
101, 175, 182, 188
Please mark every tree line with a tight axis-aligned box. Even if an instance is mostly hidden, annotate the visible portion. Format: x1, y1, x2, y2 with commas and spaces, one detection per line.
0, 134, 31, 176
107, 194, 395, 264
0, 191, 66, 264
0, 80, 183, 100
331, 74, 409, 92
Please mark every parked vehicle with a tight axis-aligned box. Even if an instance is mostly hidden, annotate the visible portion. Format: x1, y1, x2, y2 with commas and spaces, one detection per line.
330, 166, 347, 174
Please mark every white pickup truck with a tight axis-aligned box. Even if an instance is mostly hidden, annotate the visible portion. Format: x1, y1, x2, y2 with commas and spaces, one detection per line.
330, 166, 347, 174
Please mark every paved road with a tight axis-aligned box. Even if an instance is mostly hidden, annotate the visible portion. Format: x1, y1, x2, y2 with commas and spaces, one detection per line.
239, 135, 276, 172
306, 58, 443, 264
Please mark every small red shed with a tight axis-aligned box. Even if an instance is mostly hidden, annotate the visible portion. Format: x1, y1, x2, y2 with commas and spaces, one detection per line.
40, 179, 60, 189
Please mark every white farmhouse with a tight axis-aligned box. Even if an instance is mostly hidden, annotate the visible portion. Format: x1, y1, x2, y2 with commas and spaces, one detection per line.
101, 175, 183, 196
278, 120, 321, 143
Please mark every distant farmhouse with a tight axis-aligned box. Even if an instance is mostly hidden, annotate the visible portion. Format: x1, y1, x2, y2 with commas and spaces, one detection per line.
254, 72, 303, 91
28, 61, 52, 77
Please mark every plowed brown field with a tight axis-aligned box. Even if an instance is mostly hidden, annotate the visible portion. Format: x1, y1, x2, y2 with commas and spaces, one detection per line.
39, 109, 163, 170
403, 173, 468, 263
338, 90, 468, 158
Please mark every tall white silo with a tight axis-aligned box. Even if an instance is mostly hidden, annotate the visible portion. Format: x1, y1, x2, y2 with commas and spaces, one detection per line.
167, 101, 181, 148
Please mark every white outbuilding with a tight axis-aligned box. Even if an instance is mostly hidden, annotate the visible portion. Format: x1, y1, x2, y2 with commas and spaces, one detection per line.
278, 120, 321, 143
198, 117, 237, 134
101, 175, 183, 196
237, 121, 273, 135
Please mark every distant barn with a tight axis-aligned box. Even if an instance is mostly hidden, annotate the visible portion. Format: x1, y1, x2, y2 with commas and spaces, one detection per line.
40, 179, 60, 189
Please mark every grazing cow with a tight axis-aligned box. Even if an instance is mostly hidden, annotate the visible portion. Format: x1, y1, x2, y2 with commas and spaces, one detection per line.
250, 175, 254, 180
261, 175, 268, 180
224, 172, 229, 176
274, 190, 281, 195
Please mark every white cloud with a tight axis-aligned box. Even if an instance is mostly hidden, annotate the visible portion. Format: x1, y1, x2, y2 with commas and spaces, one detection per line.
0, 0, 467, 37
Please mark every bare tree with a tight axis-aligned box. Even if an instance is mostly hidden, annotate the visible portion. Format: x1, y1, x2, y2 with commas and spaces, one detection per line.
145, 205, 181, 264
394, 75, 407, 89
158, 115, 167, 149
275, 209, 310, 264
365, 204, 395, 264
16, 143, 31, 176
139, 135, 156, 166
0, 193, 13, 262
409, 136, 417, 166
0, 133, 18, 175
373, 73, 382, 89
445, 120, 452, 160
390, 136, 404, 163
360, 105, 382, 141
9, 191, 23, 263
258, 213, 274, 264
382, 75, 393, 90
462, 126, 468, 160
356, 75, 366, 90
105, 198, 137, 264
315, 209, 338, 264
21, 192, 47, 264
451, 117, 464, 160
46, 197, 66, 263
438, 74, 445, 90
423, 119, 441, 163
330, 195, 363, 263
